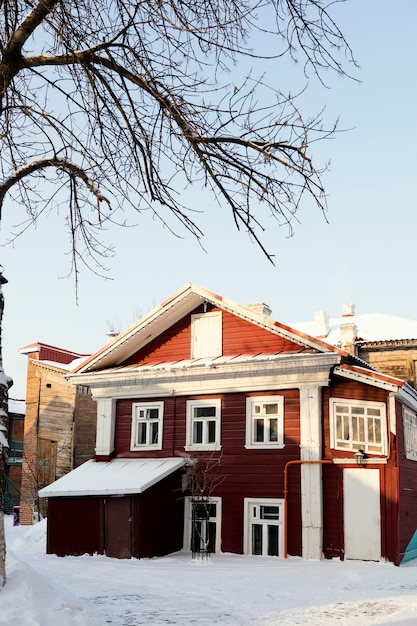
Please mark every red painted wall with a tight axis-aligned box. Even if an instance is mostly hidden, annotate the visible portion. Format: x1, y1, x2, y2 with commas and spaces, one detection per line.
322, 377, 399, 562
123, 305, 306, 366
396, 399, 417, 563
114, 388, 303, 556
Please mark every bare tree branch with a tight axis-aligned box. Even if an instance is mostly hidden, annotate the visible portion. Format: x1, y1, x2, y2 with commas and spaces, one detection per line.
0, 0, 356, 271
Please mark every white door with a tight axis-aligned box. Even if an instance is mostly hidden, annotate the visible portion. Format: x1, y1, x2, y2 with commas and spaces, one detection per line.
343, 468, 381, 561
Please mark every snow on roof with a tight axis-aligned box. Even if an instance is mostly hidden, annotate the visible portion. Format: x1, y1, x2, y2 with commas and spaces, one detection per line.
291, 312, 417, 346
38, 457, 185, 498
8, 399, 25, 415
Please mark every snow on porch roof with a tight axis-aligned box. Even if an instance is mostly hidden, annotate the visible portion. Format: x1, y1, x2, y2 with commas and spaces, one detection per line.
38, 457, 185, 498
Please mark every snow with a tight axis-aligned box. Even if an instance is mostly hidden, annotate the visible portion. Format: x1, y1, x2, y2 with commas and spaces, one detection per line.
2, 516, 417, 626
291, 313, 417, 347
38, 457, 186, 497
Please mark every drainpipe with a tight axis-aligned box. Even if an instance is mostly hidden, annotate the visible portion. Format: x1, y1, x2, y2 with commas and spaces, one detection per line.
283, 459, 334, 559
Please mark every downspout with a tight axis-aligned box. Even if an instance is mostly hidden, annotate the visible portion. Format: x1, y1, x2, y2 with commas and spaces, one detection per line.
283, 459, 334, 559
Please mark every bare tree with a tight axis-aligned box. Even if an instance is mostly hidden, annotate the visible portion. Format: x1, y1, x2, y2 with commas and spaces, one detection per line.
0, 268, 12, 587
0, 0, 356, 585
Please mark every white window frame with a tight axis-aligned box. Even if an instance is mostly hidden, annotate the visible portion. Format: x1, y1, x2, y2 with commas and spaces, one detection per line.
403, 406, 417, 461
329, 398, 387, 455
185, 399, 221, 451
130, 401, 164, 451
183, 496, 222, 554
243, 498, 284, 557
245, 396, 284, 449
191, 311, 222, 359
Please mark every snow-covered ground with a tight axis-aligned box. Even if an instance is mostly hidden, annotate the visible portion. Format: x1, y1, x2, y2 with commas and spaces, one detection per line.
2, 515, 417, 626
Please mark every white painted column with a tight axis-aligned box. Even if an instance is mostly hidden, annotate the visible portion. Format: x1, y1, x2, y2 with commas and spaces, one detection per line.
94, 397, 116, 456
299, 387, 323, 560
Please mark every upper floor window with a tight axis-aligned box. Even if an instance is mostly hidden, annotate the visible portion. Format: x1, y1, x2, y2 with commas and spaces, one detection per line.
191, 312, 222, 359
403, 407, 417, 461
130, 401, 164, 451
330, 398, 386, 455
185, 399, 221, 451
245, 396, 284, 449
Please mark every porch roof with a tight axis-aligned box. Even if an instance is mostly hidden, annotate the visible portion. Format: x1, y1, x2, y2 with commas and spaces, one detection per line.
38, 457, 185, 498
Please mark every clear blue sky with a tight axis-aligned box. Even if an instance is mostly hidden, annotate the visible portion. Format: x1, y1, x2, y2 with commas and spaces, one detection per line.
1, 0, 416, 399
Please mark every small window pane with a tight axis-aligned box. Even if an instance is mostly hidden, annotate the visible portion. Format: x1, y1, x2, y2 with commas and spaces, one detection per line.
267, 525, 279, 556
368, 408, 381, 417
269, 418, 278, 442
260, 506, 279, 520
193, 421, 203, 444
147, 408, 159, 419
208, 420, 216, 443
255, 419, 264, 442
137, 423, 146, 445
150, 422, 159, 444
195, 406, 216, 418
265, 403, 278, 415
252, 524, 262, 555
336, 405, 349, 413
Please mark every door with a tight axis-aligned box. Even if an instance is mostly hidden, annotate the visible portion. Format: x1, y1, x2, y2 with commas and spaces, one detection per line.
105, 496, 133, 558
343, 468, 381, 561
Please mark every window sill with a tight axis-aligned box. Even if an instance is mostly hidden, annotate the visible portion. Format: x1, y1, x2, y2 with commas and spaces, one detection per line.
184, 444, 222, 452
244, 443, 285, 450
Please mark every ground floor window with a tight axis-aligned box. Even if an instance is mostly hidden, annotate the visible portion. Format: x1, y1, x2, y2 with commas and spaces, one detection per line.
183, 496, 222, 556
244, 498, 284, 557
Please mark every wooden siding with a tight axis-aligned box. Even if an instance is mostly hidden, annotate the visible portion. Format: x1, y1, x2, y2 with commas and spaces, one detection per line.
47, 496, 104, 556
123, 306, 307, 366
358, 345, 417, 389
114, 388, 302, 556
322, 464, 344, 560
322, 376, 400, 562
20, 360, 97, 525
134, 471, 184, 558
396, 399, 417, 563
46, 472, 184, 559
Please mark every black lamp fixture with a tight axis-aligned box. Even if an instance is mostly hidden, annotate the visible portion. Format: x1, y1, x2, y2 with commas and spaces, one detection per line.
354, 449, 366, 466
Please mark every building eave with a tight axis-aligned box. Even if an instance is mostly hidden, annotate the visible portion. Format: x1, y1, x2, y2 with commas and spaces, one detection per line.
68, 352, 342, 398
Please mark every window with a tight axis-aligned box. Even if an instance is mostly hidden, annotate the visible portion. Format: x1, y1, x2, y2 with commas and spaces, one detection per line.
191, 312, 222, 359
183, 496, 222, 555
403, 407, 417, 461
185, 399, 221, 451
245, 396, 284, 449
130, 402, 163, 450
330, 398, 386, 455
244, 498, 283, 557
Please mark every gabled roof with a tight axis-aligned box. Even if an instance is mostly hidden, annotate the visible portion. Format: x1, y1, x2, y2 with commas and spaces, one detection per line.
71, 282, 348, 375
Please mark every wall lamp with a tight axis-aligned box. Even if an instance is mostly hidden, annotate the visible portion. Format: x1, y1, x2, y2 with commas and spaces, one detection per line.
354, 449, 366, 466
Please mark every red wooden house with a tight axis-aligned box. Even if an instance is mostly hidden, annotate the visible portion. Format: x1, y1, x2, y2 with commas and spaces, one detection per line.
39, 283, 417, 564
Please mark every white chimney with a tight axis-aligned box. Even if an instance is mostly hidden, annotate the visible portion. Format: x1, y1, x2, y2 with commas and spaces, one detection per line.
342, 303, 355, 317
248, 302, 272, 317
314, 311, 330, 337
340, 322, 357, 353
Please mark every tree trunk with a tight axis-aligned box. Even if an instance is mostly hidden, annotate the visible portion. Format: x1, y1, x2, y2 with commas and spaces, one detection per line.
0, 268, 12, 588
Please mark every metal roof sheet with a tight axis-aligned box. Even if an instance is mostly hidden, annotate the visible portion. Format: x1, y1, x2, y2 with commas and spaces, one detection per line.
38, 457, 185, 497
